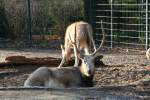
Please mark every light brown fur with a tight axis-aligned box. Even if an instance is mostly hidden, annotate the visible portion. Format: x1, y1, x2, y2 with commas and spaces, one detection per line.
59, 21, 96, 67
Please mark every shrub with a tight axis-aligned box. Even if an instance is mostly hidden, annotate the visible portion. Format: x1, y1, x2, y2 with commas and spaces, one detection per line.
0, 0, 10, 38
47, 0, 85, 34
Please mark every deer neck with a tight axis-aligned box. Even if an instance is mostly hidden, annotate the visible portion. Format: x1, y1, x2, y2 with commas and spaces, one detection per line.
79, 64, 94, 87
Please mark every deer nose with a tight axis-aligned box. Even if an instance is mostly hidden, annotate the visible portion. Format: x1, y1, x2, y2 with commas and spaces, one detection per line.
88, 70, 92, 75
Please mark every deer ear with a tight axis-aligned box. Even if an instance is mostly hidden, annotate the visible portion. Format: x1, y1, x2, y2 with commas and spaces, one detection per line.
94, 55, 103, 60
93, 51, 102, 58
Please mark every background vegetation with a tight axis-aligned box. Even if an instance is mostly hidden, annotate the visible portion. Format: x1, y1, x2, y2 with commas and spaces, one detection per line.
0, 0, 10, 38
0, 0, 85, 39
0, 0, 149, 47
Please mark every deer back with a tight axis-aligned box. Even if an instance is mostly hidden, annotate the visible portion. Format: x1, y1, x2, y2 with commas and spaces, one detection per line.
64, 21, 91, 50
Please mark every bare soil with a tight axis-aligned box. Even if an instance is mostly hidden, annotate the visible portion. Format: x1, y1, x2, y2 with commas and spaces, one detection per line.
0, 48, 150, 99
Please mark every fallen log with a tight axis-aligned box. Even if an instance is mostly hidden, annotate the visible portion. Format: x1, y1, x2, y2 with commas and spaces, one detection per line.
0, 56, 74, 67
0, 71, 18, 77
0, 55, 104, 67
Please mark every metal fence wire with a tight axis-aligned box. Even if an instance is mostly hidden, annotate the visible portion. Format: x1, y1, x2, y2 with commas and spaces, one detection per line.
28, 0, 85, 39
94, 0, 150, 50
1, 0, 150, 50
1, 0, 85, 41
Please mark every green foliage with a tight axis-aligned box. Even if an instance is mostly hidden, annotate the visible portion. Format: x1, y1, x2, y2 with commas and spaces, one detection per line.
113, 0, 138, 4
47, 0, 85, 34
32, 0, 50, 33
0, 0, 10, 38
1, 0, 85, 39
31, 0, 85, 35
111, 0, 146, 44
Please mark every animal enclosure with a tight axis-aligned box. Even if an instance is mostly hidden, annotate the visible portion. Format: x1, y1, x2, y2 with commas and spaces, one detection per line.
94, 0, 150, 50
0, 0, 150, 99
0, 0, 150, 50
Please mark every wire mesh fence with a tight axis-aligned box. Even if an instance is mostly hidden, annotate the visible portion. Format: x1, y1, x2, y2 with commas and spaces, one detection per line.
0, 0, 150, 50
94, 0, 150, 50
30, 0, 85, 39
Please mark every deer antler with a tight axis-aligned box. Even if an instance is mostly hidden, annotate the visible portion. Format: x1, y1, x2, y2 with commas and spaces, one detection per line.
92, 20, 105, 56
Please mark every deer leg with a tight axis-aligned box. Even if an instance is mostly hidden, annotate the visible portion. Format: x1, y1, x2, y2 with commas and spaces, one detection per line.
73, 45, 79, 67
58, 44, 66, 68
84, 48, 89, 55
58, 57, 65, 68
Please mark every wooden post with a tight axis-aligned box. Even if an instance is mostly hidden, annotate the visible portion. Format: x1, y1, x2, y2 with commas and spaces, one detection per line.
27, 0, 32, 41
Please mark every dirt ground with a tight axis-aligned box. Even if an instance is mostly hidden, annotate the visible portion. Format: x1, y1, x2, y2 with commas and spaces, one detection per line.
0, 48, 150, 99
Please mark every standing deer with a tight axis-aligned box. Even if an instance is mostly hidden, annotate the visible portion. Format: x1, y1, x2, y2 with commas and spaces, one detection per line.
24, 21, 105, 88
58, 21, 97, 67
